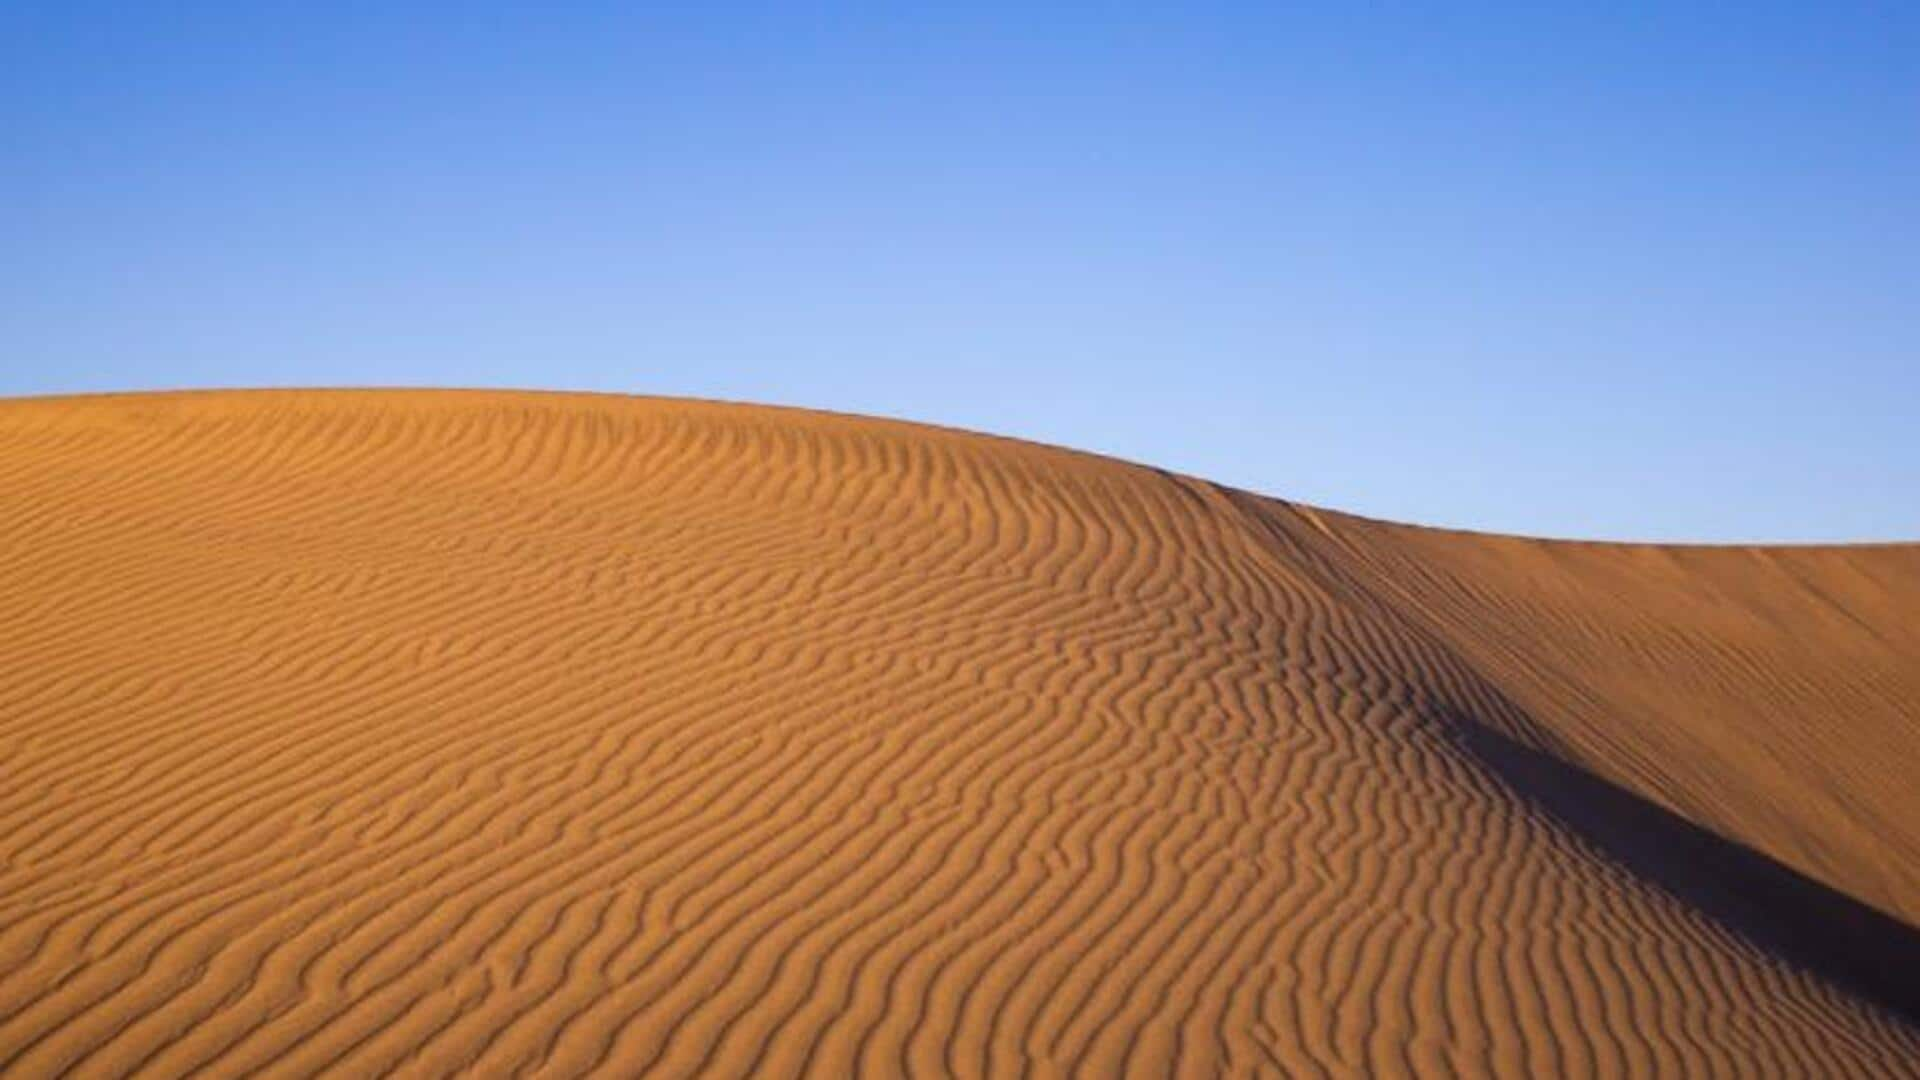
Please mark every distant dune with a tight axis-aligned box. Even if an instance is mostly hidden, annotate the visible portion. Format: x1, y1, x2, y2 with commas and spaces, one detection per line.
2, 389, 1916, 1077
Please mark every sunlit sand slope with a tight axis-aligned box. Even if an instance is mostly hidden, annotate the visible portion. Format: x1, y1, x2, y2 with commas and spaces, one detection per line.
0, 390, 1914, 1077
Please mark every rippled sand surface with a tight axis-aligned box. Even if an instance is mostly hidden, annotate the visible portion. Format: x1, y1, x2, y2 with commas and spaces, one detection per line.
2, 390, 1915, 1076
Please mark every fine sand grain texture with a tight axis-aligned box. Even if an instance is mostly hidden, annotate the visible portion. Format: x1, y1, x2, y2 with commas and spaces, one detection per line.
1, 389, 1916, 1077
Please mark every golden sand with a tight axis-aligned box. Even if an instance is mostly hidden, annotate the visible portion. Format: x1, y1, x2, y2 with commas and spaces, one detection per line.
1, 390, 1914, 1076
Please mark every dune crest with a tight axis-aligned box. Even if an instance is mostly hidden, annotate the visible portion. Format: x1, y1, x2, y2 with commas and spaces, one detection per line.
1, 390, 1916, 1076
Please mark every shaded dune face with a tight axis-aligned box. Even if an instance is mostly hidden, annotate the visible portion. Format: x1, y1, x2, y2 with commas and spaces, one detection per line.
0, 390, 1915, 1077
1286, 509, 1920, 928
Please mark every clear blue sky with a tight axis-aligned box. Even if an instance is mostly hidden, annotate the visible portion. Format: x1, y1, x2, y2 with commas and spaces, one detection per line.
4, 4, 1914, 541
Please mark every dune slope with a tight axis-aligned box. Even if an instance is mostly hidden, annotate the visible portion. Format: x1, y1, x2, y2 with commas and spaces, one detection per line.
0, 390, 1915, 1077
1286, 507, 1920, 925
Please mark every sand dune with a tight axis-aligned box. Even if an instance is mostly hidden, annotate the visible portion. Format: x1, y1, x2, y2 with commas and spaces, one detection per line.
1, 389, 1915, 1076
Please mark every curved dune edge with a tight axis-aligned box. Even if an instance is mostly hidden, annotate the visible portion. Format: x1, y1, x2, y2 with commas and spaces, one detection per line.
0, 388, 1915, 1076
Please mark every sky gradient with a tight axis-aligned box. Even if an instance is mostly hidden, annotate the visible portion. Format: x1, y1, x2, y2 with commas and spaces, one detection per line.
5, 3, 1915, 541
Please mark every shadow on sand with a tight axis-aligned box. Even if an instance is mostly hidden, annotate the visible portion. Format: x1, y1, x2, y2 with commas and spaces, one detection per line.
1454, 717, 1920, 1029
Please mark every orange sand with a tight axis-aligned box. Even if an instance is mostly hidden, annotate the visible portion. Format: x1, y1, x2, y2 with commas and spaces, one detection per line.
1, 390, 1915, 1076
